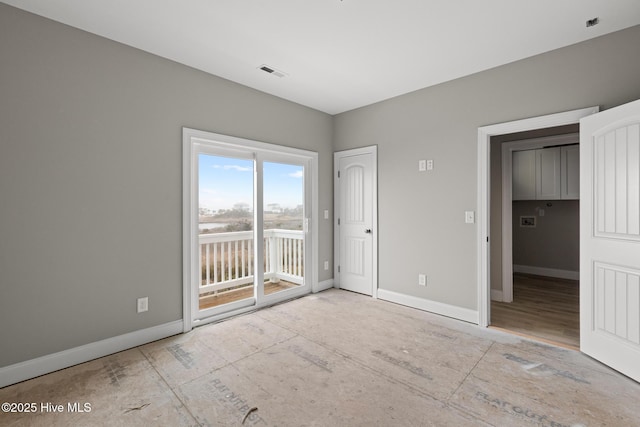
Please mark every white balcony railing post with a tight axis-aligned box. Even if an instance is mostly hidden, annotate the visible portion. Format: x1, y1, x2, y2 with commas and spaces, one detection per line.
267, 230, 278, 281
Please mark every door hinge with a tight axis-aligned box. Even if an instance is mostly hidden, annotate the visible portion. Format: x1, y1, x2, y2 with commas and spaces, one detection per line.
338, 265, 340, 273
487, 236, 489, 243
337, 170, 340, 178
338, 218, 340, 225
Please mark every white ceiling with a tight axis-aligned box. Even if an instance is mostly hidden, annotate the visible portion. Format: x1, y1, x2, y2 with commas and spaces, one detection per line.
4, 0, 640, 114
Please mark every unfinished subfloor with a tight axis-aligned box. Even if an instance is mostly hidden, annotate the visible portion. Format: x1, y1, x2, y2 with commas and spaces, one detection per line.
2, 289, 639, 426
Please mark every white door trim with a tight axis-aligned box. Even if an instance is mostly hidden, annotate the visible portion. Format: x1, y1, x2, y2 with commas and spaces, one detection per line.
477, 107, 599, 327
183, 127, 319, 332
500, 133, 579, 303
334, 146, 378, 298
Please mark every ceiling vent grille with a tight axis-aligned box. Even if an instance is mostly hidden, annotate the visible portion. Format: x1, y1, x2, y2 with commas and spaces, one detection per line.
259, 64, 287, 78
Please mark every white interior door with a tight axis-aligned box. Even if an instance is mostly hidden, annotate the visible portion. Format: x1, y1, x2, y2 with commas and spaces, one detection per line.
580, 99, 640, 382
335, 147, 377, 296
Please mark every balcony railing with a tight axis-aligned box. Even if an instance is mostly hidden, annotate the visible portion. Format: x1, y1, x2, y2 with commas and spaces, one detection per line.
199, 229, 304, 295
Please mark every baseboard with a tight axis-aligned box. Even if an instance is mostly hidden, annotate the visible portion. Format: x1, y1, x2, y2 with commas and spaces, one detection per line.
0, 320, 183, 389
314, 279, 334, 293
513, 265, 579, 281
491, 289, 504, 302
377, 289, 478, 324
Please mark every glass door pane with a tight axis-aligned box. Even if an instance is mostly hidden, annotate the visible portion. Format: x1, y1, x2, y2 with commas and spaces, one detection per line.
262, 161, 305, 297
197, 153, 255, 314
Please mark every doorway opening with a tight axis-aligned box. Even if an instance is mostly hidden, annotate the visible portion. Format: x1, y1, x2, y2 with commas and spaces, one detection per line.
476, 106, 599, 339
489, 126, 580, 348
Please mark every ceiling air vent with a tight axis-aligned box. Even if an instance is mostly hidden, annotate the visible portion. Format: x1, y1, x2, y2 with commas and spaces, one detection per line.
258, 64, 287, 78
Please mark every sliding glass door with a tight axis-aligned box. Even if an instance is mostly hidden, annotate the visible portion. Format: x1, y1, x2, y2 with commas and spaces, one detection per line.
184, 129, 316, 327
198, 152, 256, 314
262, 160, 305, 298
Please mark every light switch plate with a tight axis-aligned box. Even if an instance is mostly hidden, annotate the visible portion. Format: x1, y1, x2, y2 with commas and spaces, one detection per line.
465, 211, 475, 224
418, 274, 426, 286
418, 160, 426, 171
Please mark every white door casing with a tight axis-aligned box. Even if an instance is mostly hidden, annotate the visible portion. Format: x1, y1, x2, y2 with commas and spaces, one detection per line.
580, 99, 640, 382
334, 147, 377, 296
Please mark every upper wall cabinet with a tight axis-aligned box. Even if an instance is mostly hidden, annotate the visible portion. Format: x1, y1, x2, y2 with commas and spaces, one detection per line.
512, 150, 536, 200
512, 145, 579, 200
536, 147, 562, 199
561, 145, 580, 199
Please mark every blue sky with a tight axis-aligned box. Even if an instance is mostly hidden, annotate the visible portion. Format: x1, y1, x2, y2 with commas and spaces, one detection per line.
199, 154, 303, 211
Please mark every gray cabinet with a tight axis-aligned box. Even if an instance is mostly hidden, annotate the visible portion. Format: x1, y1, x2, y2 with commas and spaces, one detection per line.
561, 145, 580, 199
512, 150, 536, 200
536, 147, 561, 199
512, 145, 579, 200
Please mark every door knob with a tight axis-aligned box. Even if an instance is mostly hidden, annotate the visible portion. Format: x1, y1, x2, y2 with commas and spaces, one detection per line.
365, 229, 372, 234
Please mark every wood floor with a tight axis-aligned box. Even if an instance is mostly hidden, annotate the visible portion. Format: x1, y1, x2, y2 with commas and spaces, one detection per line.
199, 280, 298, 310
491, 273, 579, 349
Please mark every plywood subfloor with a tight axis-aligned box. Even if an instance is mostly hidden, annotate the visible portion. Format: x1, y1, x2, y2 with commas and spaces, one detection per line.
199, 280, 298, 310
491, 273, 579, 349
3, 289, 638, 426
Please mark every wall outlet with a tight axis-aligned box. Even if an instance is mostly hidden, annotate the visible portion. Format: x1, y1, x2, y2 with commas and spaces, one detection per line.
137, 297, 148, 313
324, 261, 329, 270
418, 274, 426, 286
426, 159, 434, 170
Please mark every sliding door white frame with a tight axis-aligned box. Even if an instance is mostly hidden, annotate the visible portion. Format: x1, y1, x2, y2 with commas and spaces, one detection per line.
182, 128, 318, 332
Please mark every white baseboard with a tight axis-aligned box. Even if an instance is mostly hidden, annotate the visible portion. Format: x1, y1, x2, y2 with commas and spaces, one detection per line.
514, 265, 579, 281
377, 289, 478, 324
314, 279, 334, 293
491, 289, 504, 302
0, 320, 183, 389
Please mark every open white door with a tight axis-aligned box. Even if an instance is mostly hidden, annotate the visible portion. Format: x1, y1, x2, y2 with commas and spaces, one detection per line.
580, 99, 640, 382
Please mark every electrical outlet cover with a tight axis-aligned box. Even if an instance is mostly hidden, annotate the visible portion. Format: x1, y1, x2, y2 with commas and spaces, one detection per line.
137, 297, 148, 313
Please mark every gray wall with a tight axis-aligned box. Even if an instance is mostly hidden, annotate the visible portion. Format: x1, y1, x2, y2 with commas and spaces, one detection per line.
334, 25, 640, 310
512, 201, 579, 271
0, 4, 333, 368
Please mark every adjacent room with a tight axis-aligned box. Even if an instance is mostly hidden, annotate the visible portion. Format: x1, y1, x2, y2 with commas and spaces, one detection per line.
2, 1, 640, 425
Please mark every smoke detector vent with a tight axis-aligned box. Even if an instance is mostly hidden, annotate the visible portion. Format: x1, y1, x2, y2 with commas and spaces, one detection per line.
258, 64, 287, 78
